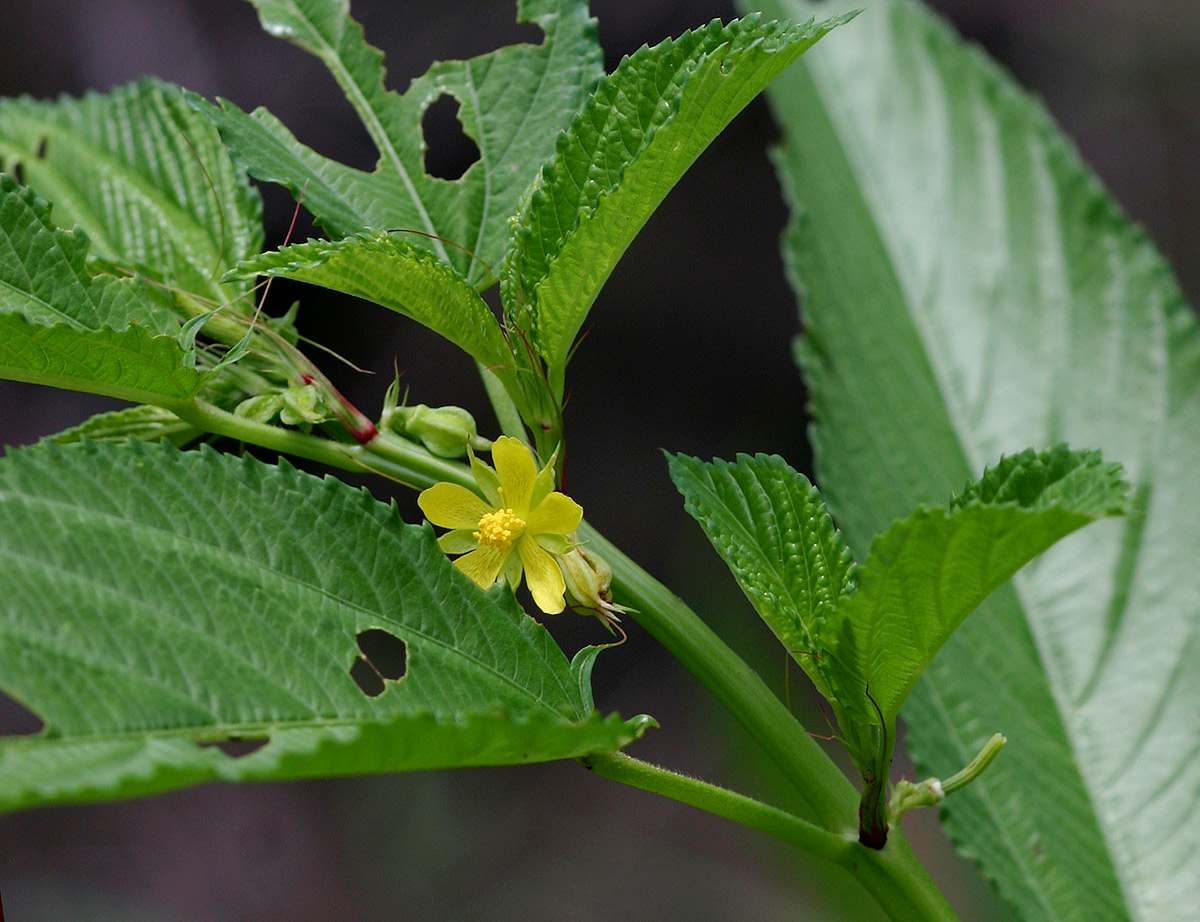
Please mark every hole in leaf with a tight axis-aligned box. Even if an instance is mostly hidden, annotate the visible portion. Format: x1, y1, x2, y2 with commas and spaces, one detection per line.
349, 656, 386, 697
356, 628, 407, 680
0, 692, 44, 738
421, 94, 480, 181
197, 737, 270, 759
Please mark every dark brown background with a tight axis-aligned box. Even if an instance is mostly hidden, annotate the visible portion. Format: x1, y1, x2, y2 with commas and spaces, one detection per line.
0, 2, 1196, 919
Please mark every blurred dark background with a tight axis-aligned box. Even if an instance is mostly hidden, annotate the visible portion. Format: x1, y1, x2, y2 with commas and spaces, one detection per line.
0, 1, 1196, 919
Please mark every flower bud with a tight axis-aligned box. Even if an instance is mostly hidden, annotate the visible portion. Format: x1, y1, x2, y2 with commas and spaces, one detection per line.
279, 384, 329, 428
234, 392, 285, 424
557, 543, 630, 631
393, 403, 484, 458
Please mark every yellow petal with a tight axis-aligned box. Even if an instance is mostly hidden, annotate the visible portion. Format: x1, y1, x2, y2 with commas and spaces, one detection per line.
437, 529, 479, 555
418, 482, 492, 530
491, 436, 537, 514
518, 537, 566, 615
525, 492, 583, 537
454, 545, 508, 589
502, 549, 524, 590
530, 447, 558, 509
468, 446, 503, 506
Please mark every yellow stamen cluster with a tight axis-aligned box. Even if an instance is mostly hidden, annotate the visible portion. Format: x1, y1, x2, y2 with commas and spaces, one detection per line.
474, 508, 525, 550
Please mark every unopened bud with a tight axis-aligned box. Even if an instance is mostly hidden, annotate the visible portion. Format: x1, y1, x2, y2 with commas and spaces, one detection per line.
234, 392, 285, 424
279, 384, 329, 428
392, 403, 486, 458
558, 543, 630, 631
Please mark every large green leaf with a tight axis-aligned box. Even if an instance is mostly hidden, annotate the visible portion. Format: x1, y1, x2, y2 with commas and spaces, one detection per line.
503, 14, 851, 386
196, 0, 602, 286
0, 78, 263, 313
0, 442, 649, 811
0, 174, 202, 404
234, 231, 511, 369
753, 0, 1200, 918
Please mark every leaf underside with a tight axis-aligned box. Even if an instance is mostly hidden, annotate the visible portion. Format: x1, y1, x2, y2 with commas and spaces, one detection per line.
0, 442, 648, 811
198, 0, 603, 286
0, 77, 264, 312
756, 0, 1200, 919
0, 174, 201, 404
233, 231, 511, 369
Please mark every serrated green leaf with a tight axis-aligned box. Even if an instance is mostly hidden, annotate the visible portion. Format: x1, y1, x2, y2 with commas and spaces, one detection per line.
667, 452, 853, 703
0, 174, 178, 334
503, 13, 850, 387
234, 231, 511, 369
834, 447, 1128, 732
756, 0, 1200, 917
0, 315, 203, 405
0, 78, 263, 312
0, 442, 649, 811
196, 0, 602, 286
0, 174, 202, 403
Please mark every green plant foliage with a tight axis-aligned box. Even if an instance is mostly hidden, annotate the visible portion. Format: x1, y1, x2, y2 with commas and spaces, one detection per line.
670, 447, 1126, 779
43, 405, 201, 447
196, 0, 603, 286
0, 441, 649, 812
234, 231, 512, 370
0, 175, 202, 404
836, 447, 1128, 733
0, 78, 263, 312
666, 452, 853, 704
503, 14, 853, 391
754, 0, 1200, 917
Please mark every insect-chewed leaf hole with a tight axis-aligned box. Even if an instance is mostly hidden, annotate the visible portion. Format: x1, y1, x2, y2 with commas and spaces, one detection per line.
197, 737, 270, 759
350, 628, 408, 697
0, 692, 44, 738
421, 94, 480, 181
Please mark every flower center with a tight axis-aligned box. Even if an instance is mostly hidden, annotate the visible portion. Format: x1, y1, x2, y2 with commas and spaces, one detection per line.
474, 508, 525, 551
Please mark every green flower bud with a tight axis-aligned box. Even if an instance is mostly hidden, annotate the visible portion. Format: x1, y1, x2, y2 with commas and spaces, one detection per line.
234, 393, 285, 424
393, 403, 483, 459
557, 543, 630, 632
279, 384, 329, 428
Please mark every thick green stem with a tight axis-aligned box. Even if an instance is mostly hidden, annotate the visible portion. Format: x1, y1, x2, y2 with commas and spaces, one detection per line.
584, 753, 959, 922
578, 523, 856, 832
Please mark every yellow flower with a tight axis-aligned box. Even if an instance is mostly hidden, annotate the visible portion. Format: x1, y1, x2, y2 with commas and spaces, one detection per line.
418, 436, 583, 614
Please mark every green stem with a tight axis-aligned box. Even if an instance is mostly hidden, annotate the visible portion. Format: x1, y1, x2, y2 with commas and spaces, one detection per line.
477, 361, 527, 440
584, 753, 959, 922
581, 752, 848, 861
171, 399, 469, 490
578, 523, 856, 832
168, 398, 962, 922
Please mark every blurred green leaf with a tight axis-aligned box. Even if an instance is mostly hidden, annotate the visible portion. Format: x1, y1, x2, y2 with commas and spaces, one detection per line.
0, 175, 201, 404
0, 78, 263, 313
756, 0, 1200, 917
